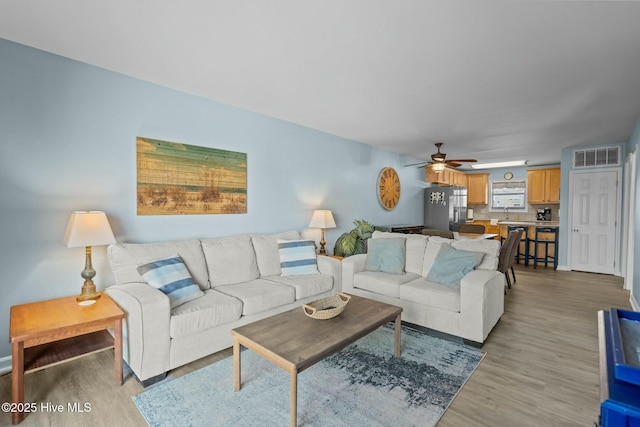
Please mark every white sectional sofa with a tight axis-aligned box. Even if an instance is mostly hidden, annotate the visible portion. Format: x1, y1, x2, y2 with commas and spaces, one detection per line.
105, 230, 341, 385
342, 231, 505, 345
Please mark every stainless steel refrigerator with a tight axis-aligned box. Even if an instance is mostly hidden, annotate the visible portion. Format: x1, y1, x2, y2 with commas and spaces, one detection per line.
424, 186, 468, 231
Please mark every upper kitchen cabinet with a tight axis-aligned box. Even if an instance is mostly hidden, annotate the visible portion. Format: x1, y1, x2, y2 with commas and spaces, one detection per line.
527, 168, 560, 204
467, 173, 489, 204
452, 169, 467, 186
425, 167, 467, 186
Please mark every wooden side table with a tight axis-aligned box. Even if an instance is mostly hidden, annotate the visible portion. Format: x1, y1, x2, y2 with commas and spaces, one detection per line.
319, 254, 344, 260
9, 292, 126, 424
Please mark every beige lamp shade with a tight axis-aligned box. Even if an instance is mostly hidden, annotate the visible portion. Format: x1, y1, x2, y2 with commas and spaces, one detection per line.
308, 210, 336, 255
308, 210, 336, 229
63, 211, 116, 248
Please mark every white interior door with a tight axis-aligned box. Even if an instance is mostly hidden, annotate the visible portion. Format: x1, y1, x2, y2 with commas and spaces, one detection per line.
570, 170, 619, 274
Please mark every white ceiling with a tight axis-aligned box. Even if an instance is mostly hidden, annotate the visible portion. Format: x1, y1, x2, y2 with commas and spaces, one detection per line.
2, 1, 640, 168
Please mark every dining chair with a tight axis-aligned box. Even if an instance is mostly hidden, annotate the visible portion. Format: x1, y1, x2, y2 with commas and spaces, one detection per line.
458, 223, 486, 234
498, 229, 523, 291
421, 228, 454, 239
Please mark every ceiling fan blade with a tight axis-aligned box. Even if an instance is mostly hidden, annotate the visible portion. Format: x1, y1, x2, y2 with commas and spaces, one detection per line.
403, 161, 429, 167
447, 159, 477, 163
446, 162, 462, 167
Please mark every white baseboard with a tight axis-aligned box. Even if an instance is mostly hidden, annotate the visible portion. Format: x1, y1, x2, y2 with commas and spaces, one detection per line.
556, 264, 569, 271
0, 355, 11, 375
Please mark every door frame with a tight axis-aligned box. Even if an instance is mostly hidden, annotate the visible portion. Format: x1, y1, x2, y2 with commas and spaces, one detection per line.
567, 167, 622, 275
622, 150, 636, 290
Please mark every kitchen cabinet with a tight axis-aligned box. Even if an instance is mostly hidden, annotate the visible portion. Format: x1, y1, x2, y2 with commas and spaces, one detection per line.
467, 173, 489, 204
425, 167, 467, 187
527, 168, 560, 204
453, 169, 467, 186
425, 167, 467, 186
425, 167, 446, 184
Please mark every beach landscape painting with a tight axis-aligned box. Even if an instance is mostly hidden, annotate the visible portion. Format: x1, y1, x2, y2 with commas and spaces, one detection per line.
137, 137, 247, 215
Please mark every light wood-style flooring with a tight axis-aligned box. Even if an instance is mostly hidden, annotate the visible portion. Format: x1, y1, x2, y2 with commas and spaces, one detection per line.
0, 266, 631, 426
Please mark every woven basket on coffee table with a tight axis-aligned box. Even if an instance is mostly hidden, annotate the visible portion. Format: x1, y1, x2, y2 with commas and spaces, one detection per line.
303, 293, 351, 320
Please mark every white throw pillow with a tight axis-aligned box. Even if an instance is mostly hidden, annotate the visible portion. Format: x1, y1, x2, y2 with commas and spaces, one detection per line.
137, 255, 204, 309
277, 239, 319, 275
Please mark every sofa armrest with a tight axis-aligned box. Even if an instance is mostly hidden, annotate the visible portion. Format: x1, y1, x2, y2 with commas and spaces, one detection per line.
317, 255, 342, 292
106, 282, 171, 382
341, 254, 367, 293
458, 270, 505, 343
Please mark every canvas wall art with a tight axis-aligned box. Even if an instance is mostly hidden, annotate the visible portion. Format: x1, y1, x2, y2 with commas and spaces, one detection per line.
137, 137, 247, 215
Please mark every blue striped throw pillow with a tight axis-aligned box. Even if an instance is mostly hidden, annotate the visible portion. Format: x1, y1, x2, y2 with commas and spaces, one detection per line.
137, 255, 204, 309
277, 239, 319, 275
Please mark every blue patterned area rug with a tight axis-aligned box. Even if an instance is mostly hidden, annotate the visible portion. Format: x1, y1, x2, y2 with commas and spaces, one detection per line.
133, 324, 484, 427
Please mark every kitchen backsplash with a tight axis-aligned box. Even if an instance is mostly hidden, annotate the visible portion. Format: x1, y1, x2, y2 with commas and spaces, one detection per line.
468, 204, 560, 222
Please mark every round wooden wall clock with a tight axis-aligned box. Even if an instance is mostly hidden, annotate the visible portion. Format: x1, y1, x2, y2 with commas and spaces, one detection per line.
377, 167, 401, 210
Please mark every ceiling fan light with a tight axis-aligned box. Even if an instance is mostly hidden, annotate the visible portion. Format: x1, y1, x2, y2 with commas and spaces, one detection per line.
470, 160, 527, 169
431, 163, 446, 172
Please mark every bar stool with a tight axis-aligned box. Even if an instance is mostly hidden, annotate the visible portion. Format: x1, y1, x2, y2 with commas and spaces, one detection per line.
533, 226, 558, 269
501, 225, 532, 266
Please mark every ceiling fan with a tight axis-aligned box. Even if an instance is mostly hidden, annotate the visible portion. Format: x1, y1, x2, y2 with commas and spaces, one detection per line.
405, 142, 477, 170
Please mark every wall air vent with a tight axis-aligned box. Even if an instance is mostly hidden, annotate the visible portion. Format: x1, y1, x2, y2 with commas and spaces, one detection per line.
573, 147, 620, 168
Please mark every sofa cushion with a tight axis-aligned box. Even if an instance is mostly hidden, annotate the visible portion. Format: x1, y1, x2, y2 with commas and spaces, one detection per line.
251, 230, 300, 276
277, 239, 319, 275
400, 278, 461, 313
264, 274, 333, 300
426, 244, 484, 286
371, 231, 428, 275
365, 238, 405, 274
170, 289, 243, 339
137, 255, 205, 309
353, 271, 420, 298
201, 235, 260, 287
451, 239, 500, 270
108, 239, 210, 290
422, 236, 454, 277
216, 279, 295, 316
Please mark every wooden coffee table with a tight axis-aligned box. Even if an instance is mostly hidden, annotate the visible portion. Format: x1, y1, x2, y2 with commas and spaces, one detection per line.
231, 294, 402, 427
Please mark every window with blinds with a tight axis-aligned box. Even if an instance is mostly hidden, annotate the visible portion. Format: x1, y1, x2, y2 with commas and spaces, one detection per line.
489, 180, 527, 212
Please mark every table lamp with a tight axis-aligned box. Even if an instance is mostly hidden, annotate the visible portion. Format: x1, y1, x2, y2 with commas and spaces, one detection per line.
309, 210, 336, 255
63, 211, 116, 301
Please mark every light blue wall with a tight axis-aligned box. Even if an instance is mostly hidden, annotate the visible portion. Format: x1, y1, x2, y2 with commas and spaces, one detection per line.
627, 118, 640, 307
0, 39, 425, 359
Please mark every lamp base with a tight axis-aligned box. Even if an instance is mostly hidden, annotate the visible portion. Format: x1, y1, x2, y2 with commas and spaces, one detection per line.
319, 228, 327, 255
77, 247, 101, 301
76, 281, 101, 302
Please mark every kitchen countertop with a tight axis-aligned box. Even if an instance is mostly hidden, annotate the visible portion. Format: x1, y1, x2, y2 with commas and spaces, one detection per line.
497, 220, 559, 227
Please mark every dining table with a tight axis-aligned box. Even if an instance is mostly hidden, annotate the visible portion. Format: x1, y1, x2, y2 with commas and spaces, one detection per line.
453, 232, 499, 241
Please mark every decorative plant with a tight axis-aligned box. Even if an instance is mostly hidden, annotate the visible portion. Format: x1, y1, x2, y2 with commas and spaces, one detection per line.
334, 219, 382, 257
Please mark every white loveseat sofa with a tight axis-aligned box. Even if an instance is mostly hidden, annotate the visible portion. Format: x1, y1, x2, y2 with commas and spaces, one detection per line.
342, 231, 504, 345
105, 230, 341, 385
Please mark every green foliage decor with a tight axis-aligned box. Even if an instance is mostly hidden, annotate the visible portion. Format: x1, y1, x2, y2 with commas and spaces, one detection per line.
333, 219, 383, 257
